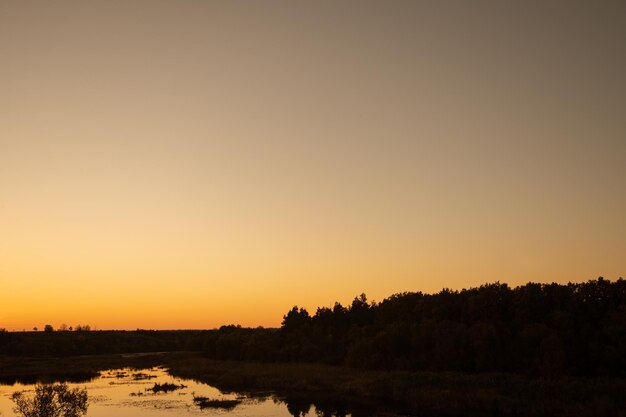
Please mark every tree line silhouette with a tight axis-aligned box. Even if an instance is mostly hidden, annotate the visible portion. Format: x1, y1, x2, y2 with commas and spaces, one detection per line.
1, 278, 624, 378
201, 278, 626, 377
42, 324, 91, 332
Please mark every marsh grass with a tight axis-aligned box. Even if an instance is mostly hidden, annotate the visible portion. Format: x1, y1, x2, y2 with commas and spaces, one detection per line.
0, 353, 169, 385
166, 354, 626, 417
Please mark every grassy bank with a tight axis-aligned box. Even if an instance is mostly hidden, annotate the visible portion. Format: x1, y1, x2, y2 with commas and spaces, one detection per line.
1, 352, 625, 416
165, 353, 626, 417
0, 352, 170, 384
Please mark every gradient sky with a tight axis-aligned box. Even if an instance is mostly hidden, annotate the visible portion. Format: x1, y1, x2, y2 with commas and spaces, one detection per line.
1, 1, 625, 330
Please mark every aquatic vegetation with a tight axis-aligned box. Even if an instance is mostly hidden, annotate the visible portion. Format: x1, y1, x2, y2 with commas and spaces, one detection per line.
192, 395, 241, 410
147, 382, 186, 393
132, 372, 156, 380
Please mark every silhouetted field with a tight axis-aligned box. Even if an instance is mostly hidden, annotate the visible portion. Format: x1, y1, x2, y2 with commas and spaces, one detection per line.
0, 329, 202, 357
0, 353, 170, 385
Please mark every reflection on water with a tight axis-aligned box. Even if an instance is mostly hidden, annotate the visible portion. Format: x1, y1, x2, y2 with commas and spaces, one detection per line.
0, 368, 366, 417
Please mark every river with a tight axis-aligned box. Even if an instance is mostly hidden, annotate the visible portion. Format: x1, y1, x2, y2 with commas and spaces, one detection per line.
0, 366, 351, 417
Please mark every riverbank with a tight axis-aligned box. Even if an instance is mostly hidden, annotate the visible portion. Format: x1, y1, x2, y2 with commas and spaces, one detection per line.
165, 353, 626, 417
1, 352, 625, 416
0, 352, 170, 384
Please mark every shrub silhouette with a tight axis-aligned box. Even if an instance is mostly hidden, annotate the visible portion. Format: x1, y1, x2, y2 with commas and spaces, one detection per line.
11, 383, 88, 417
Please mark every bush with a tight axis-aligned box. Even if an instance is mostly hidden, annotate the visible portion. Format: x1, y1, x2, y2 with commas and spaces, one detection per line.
11, 383, 88, 417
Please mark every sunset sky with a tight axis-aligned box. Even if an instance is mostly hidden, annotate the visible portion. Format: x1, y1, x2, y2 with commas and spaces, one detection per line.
1, 1, 625, 330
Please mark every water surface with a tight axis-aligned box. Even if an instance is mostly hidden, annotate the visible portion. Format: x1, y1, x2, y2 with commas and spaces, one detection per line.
0, 367, 340, 417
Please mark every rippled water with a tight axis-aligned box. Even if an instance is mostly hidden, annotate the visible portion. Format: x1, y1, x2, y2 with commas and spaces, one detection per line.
0, 367, 335, 417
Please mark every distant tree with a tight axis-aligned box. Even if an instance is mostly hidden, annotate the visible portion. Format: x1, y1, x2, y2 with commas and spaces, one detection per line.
281, 306, 311, 331
58, 324, 68, 331
33, 327, 38, 332
348, 293, 374, 326
44, 324, 54, 332
11, 383, 88, 417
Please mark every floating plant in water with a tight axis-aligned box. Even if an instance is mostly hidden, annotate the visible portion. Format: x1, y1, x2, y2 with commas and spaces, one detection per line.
146, 382, 186, 393
132, 372, 156, 380
192, 394, 241, 410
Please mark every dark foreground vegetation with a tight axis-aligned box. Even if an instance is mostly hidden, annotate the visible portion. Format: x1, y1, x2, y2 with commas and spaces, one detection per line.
1, 353, 625, 417
2, 278, 624, 378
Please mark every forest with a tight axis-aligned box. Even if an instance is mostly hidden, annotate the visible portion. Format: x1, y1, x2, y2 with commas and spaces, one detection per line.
1, 278, 624, 378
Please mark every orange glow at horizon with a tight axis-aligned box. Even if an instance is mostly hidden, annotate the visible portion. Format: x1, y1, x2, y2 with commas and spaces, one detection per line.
1, 1, 625, 331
